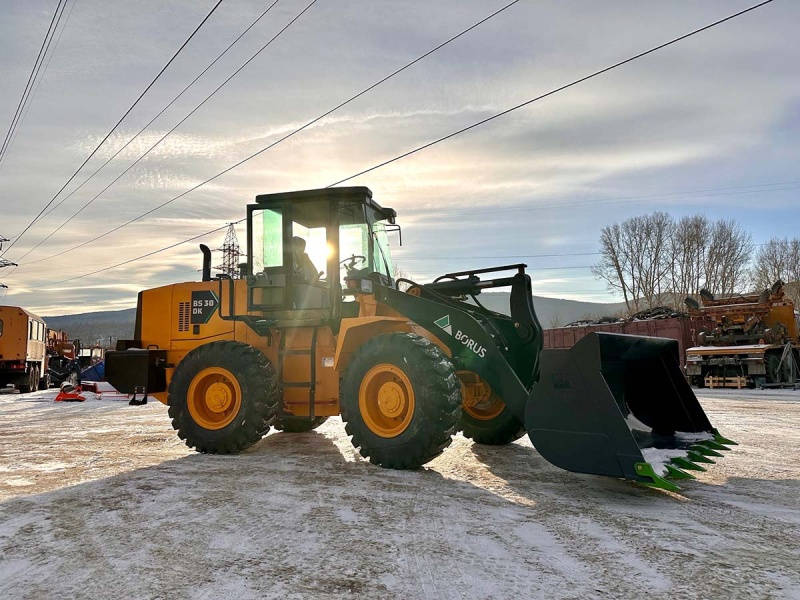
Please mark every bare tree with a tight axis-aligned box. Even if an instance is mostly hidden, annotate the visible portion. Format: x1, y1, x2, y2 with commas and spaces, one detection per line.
595, 212, 752, 311
593, 222, 634, 310
750, 237, 800, 304
703, 219, 753, 297
667, 215, 710, 306
593, 212, 673, 312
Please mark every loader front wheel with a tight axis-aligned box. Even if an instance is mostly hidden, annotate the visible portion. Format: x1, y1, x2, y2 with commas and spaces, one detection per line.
168, 341, 279, 454
461, 395, 525, 445
341, 332, 461, 469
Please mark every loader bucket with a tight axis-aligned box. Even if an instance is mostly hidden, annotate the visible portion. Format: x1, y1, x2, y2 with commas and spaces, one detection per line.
525, 332, 735, 492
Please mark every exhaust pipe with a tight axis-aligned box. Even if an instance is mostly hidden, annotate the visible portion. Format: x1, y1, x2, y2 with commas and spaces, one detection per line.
200, 244, 212, 282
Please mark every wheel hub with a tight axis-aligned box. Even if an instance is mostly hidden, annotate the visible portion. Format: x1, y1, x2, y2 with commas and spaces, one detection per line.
205, 382, 233, 413
460, 374, 504, 421
187, 367, 242, 430
377, 382, 406, 418
359, 364, 416, 438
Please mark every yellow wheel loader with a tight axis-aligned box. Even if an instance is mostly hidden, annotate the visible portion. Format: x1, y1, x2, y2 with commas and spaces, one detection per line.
106, 187, 735, 491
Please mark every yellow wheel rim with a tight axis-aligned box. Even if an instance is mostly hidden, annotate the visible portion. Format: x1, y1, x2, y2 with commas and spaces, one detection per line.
187, 367, 242, 430
359, 364, 415, 438
462, 392, 505, 421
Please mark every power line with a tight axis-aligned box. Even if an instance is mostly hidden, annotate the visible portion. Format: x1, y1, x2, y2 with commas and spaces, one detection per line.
413, 181, 800, 219
0, 0, 67, 166
1, 0, 224, 256
27, 220, 244, 288
10, 0, 317, 270
326, 0, 776, 187
0, 235, 17, 270
2, 0, 80, 174
9, 0, 285, 267
396, 252, 600, 260
34, 0, 282, 226
11, 0, 777, 287
11, 0, 521, 269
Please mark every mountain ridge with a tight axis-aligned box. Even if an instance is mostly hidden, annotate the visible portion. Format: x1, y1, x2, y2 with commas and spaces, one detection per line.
30, 293, 626, 344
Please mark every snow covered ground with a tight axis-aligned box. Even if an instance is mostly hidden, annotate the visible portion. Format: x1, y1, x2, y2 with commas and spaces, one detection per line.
1, 388, 798, 599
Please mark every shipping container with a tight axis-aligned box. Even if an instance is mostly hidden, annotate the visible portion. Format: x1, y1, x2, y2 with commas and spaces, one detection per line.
543, 317, 715, 373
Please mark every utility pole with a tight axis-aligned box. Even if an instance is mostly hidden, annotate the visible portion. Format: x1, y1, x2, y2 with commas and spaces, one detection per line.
214, 223, 241, 279
0, 236, 14, 290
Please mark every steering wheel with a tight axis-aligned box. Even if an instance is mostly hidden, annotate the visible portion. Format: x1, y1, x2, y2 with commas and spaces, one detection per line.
340, 255, 367, 270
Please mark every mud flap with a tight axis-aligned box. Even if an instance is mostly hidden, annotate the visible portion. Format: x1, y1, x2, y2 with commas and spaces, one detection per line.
525, 332, 735, 491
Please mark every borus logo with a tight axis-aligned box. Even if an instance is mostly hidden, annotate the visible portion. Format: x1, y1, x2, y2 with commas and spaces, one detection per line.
434, 314, 452, 335
455, 330, 487, 358
433, 314, 486, 358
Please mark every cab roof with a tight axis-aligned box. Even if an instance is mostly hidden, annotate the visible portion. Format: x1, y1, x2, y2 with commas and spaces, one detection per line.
256, 186, 372, 204
254, 186, 396, 223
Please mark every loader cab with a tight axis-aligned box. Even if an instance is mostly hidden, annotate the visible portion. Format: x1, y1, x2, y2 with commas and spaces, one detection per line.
246, 186, 397, 319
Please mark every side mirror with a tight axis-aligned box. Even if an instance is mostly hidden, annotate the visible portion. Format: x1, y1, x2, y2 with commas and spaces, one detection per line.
385, 224, 402, 246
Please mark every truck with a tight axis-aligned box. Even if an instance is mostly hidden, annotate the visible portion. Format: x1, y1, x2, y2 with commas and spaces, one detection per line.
684, 281, 800, 388
0, 305, 49, 392
46, 329, 82, 387
105, 186, 735, 492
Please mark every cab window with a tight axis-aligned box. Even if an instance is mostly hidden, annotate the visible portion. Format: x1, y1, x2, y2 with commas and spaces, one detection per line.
252, 208, 283, 272
371, 221, 395, 280
292, 220, 328, 282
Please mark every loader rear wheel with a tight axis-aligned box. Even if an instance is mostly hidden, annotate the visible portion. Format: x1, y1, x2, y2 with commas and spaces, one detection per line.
275, 414, 329, 433
167, 341, 279, 454
341, 332, 461, 469
461, 394, 525, 445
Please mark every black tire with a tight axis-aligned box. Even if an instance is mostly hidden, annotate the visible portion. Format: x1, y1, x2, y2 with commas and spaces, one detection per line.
461, 401, 525, 446
341, 332, 461, 469
19, 366, 37, 393
274, 414, 329, 433
167, 341, 279, 454
38, 371, 50, 391
766, 352, 790, 384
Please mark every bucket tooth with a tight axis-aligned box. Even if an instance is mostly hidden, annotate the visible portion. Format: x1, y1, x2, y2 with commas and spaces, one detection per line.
690, 444, 724, 458
712, 429, 738, 446
700, 439, 730, 452
665, 464, 696, 480
635, 462, 683, 493
670, 457, 706, 472
687, 450, 714, 464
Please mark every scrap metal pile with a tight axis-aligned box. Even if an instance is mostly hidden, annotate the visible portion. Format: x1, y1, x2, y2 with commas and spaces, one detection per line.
685, 281, 800, 388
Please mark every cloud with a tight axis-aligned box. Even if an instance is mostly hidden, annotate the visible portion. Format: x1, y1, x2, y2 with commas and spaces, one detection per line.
1, 0, 798, 313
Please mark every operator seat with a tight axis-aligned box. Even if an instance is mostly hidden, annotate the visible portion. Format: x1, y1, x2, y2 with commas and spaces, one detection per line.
291, 236, 330, 309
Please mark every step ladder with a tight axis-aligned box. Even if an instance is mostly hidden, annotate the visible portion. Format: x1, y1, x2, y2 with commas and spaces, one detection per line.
277, 327, 318, 418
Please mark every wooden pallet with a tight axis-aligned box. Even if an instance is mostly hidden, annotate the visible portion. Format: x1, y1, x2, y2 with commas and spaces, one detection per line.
704, 375, 747, 389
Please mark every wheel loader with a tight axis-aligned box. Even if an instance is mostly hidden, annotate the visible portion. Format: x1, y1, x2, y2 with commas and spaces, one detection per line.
105, 186, 735, 492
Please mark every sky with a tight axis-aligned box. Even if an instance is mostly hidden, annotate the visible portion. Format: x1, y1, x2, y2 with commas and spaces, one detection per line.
0, 0, 798, 315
